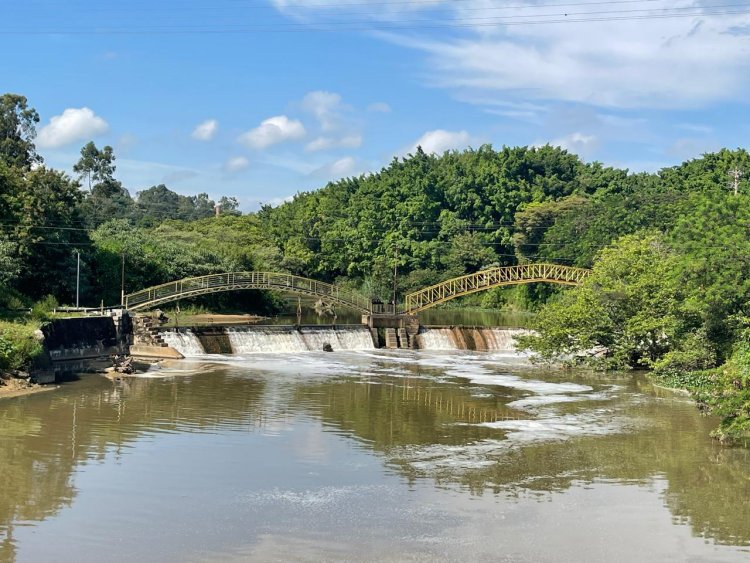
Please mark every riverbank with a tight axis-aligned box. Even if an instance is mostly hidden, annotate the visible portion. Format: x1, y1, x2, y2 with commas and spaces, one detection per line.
648, 365, 750, 446
0, 376, 56, 399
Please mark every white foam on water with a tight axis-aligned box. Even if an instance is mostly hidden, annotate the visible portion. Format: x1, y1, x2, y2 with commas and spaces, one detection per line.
446, 368, 593, 395
403, 408, 634, 472
480, 411, 630, 443
241, 485, 391, 511
507, 391, 612, 410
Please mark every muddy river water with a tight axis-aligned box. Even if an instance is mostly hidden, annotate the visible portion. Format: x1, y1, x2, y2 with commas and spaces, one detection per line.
1, 350, 749, 561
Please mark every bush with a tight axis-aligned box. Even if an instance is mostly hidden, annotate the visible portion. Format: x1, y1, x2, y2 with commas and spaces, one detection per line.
690, 333, 750, 444
651, 331, 717, 387
0, 321, 44, 371
30, 295, 59, 321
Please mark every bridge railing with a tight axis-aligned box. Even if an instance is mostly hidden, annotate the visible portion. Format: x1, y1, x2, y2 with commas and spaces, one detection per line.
125, 272, 372, 312
404, 263, 590, 313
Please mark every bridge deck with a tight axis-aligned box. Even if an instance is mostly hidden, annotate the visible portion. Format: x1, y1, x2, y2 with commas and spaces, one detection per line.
124, 264, 591, 314
404, 263, 590, 313
125, 272, 372, 313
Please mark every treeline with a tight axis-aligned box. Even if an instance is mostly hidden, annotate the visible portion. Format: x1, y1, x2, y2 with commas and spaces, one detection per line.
257, 145, 638, 306
0, 94, 256, 308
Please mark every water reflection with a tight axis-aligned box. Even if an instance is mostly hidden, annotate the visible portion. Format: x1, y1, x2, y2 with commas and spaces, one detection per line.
0, 372, 267, 560
292, 359, 750, 547
0, 352, 748, 561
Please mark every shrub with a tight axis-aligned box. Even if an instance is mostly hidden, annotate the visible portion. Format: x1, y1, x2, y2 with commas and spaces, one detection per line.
30, 295, 59, 321
0, 322, 44, 371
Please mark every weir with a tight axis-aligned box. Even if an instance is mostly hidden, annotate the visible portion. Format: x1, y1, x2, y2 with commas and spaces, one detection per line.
153, 324, 526, 357
415, 326, 530, 351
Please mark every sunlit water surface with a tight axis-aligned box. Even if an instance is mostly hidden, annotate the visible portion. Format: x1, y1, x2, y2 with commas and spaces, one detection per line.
1, 350, 749, 562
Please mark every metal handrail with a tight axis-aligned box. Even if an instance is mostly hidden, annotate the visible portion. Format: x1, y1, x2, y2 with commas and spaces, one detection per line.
403, 263, 591, 314
124, 264, 589, 315
125, 272, 372, 313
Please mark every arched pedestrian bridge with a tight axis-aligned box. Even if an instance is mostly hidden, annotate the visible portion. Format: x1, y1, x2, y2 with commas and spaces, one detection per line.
402, 263, 591, 314
124, 272, 372, 313
124, 263, 590, 313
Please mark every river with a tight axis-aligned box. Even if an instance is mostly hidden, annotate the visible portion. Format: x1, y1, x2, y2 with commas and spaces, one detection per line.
1, 346, 749, 561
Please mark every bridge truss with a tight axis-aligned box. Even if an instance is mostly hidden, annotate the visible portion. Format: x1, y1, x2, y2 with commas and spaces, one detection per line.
124, 272, 372, 313
403, 263, 591, 314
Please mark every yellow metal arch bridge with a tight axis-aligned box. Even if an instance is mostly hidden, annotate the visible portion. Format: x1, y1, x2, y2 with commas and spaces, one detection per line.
403, 263, 591, 314
124, 263, 590, 313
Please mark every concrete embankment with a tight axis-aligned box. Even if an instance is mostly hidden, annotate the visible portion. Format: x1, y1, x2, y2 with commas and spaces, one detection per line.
33, 312, 132, 382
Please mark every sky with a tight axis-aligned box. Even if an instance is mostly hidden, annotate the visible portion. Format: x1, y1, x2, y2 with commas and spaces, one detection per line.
3, 0, 750, 210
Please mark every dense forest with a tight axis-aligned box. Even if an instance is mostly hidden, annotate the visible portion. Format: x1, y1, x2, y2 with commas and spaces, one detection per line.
2, 92, 750, 442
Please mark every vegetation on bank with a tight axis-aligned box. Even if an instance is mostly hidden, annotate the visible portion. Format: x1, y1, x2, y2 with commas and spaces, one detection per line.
0, 321, 43, 372
2, 91, 750, 441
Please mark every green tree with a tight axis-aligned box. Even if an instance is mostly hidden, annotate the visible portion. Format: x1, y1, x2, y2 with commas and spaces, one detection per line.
11, 167, 86, 300
0, 93, 40, 169
518, 232, 686, 368
73, 142, 116, 189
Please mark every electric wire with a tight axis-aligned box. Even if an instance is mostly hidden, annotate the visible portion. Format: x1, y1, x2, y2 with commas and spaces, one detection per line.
1, 4, 747, 33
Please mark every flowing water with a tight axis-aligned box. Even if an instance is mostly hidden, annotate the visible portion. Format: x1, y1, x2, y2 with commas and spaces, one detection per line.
1, 347, 750, 562
159, 326, 525, 356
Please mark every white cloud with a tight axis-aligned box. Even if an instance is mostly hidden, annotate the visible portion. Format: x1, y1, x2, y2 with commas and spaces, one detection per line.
116, 133, 138, 155
301, 90, 346, 132
192, 119, 218, 141
37, 107, 109, 149
367, 102, 391, 113
310, 156, 368, 179
305, 134, 362, 152
224, 156, 250, 173
678, 123, 713, 135
238, 115, 306, 149
393, 11, 750, 109
545, 132, 599, 157
275, 2, 750, 110
667, 137, 720, 160
260, 194, 295, 207
113, 157, 202, 191
410, 129, 472, 155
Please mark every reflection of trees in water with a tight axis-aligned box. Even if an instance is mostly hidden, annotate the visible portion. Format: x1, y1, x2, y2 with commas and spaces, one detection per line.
297, 374, 750, 547
0, 371, 266, 560
2, 364, 749, 556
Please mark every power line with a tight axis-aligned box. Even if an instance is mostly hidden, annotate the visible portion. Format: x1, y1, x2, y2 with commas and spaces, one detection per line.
1, 6, 747, 33
14, 0, 688, 12
14, 0, 682, 17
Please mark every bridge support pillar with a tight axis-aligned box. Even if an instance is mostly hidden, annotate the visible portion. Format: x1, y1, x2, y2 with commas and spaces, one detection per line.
365, 314, 420, 331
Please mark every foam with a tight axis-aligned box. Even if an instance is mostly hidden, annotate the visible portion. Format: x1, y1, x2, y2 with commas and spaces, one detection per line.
446, 369, 593, 395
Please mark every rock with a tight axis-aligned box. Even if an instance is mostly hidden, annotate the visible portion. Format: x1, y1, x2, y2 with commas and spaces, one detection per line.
111, 355, 134, 374
322, 343, 333, 352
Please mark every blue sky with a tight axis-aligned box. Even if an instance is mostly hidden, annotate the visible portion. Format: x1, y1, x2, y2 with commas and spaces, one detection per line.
3, 0, 750, 210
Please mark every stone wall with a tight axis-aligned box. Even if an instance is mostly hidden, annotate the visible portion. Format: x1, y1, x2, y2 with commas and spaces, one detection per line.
36, 312, 132, 380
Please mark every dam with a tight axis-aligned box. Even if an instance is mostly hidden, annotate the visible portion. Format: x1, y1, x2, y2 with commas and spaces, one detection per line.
154, 325, 528, 357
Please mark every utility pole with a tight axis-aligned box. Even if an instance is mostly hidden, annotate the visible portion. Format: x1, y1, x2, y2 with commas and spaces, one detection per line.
76, 251, 80, 308
729, 168, 743, 197
120, 252, 125, 307
392, 244, 398, 314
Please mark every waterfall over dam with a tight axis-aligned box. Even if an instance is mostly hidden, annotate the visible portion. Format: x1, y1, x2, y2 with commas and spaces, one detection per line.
415, 327, 529, 351
157, 325, 528, 356
160, 325, 376, 357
